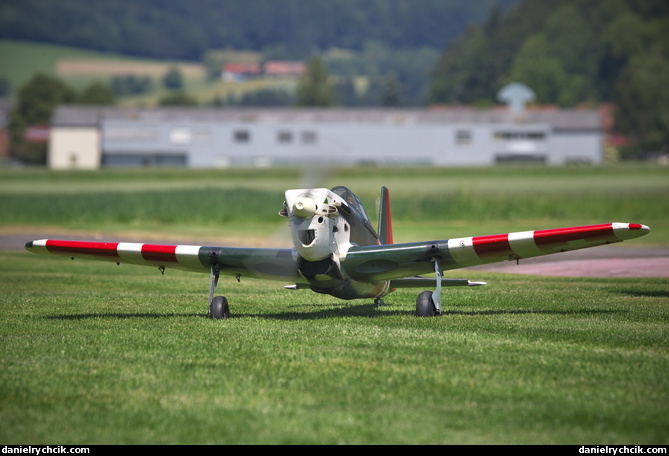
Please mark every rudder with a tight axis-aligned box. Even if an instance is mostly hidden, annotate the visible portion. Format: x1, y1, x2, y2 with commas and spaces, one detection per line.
378, 186, 394, 245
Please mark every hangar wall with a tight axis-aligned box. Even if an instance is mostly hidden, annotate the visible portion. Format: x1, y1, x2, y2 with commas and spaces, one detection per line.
48, 107, 603, 169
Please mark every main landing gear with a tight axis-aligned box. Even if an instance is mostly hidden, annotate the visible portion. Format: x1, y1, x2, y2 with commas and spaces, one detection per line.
415, 258, 443, 317
416, 290, 439, 317
208, 264, 230, 319
210, 295, 230, 319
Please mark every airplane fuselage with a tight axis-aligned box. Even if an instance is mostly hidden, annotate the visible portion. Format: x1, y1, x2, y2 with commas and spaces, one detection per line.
283, 187, 390, 300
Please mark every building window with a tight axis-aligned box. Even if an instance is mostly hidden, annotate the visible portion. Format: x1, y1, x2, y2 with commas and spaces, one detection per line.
234, 130, 250, 143
277, 131, 293, 144
301, 131, 317, 144
494, 131, 546, 140
455, 130, 472, 145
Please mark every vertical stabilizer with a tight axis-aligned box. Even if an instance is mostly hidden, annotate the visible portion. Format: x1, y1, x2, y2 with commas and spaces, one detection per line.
378, 186, 394, 245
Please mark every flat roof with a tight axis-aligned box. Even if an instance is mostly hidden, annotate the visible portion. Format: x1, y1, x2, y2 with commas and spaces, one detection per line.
51, 106, 601, 131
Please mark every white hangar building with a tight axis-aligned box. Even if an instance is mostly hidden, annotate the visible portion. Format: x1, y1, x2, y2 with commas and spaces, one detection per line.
48, 105, 603, 169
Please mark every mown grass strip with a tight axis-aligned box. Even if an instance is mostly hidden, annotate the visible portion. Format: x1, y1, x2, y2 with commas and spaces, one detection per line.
2, 164, 667, 227
1, 251, 667, 444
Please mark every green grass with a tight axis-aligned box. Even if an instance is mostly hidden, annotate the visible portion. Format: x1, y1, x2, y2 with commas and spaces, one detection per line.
1, 251, 667, 444
0, 39, 189, 94
1, 164, 668, 443
0, 39, 121, 91
1, 164, 667, 244
0, 39, 295, 105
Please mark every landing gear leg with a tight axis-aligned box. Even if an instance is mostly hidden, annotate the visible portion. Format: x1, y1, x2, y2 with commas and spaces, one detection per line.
415, 258, 443, 317
432, 258, 443, 315
208, 264, 230, 319
374, 298, 386, 307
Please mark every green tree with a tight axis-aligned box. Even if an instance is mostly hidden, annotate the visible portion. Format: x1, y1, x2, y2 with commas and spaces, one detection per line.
429, 24, 487, 104
111, 75, 153, 96
77, 81, 116, 105
159, 91, 198, 106
503, 34, 586, 107
295, 57, 334, 107
0, 77, 10, 99
9, 74, 75, 164
614, 47, 669, 158
162, 66, 184, 91
382, 73, 401, 107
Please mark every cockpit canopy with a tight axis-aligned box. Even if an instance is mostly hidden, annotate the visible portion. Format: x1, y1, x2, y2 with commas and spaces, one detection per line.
330, 186, 377, 243
330, 186, 371, 224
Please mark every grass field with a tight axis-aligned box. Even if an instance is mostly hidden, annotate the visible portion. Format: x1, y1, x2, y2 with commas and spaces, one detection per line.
0, 39, 295, 106
1, 164, 668, 444
1, 164, 668, 243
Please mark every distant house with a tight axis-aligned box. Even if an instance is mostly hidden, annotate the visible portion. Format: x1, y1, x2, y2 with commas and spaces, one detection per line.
264, 61, 306, 78
222, 63, 261, 82
48, 104, 604, 170
49, 107, 105, 169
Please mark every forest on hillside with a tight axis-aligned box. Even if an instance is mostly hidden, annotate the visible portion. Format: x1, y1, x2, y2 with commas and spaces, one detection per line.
429, 0, 669, 157
0, 0, 513, 60
0, 0, 516, 107
2, 0, 668, 158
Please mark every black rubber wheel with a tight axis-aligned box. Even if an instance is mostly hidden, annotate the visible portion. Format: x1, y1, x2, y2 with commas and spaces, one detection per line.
209, 296, 230, 319
416, 290, 438, 317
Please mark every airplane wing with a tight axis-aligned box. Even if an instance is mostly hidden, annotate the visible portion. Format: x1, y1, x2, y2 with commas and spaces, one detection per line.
24, 222, 650, 286
341, 223, 650, 283
24, 240, 300, 281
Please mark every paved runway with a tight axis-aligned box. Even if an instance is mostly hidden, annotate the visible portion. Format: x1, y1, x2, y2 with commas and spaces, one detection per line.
466, 245, 669, 278
468, 255, 669, 278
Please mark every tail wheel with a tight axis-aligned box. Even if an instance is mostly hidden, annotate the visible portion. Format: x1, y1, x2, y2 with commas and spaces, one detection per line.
416, 290, 439, 317
209, 296, 230, 319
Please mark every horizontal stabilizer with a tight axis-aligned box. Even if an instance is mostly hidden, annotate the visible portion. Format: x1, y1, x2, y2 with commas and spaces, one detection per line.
390, 277, 486, 288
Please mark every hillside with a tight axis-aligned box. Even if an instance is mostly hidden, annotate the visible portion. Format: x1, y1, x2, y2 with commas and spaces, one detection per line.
429, 0, 669, 157
0, 0, 518, 107
430, 0, 669, 106
0, 0, 515, 61
0, 39, 297, 111
2, 0, 666, 157
0, 40, 196, 92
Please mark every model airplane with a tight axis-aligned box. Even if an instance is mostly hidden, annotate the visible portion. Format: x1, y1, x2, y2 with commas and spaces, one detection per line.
25, 186, 650, 318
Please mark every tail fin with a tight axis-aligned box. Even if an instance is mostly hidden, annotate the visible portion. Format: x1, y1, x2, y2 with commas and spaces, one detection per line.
378, 186, 394, 245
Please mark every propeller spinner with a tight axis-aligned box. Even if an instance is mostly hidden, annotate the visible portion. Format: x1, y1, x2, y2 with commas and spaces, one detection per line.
292, 197, 317, 218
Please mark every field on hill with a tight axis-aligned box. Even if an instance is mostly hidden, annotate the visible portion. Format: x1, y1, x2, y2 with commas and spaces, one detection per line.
0, 39, 292, 106
1, 164, 667, 444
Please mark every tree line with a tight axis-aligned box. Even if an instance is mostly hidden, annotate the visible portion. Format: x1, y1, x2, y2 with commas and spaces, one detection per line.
6, 69, 196, 164
4, 0, 667, 160
0, 0, 509, 60
0, 0, 512, 109
429, 0, 669, 158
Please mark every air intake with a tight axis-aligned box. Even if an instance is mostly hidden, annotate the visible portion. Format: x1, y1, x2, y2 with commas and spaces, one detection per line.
299, 229, 316, 246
